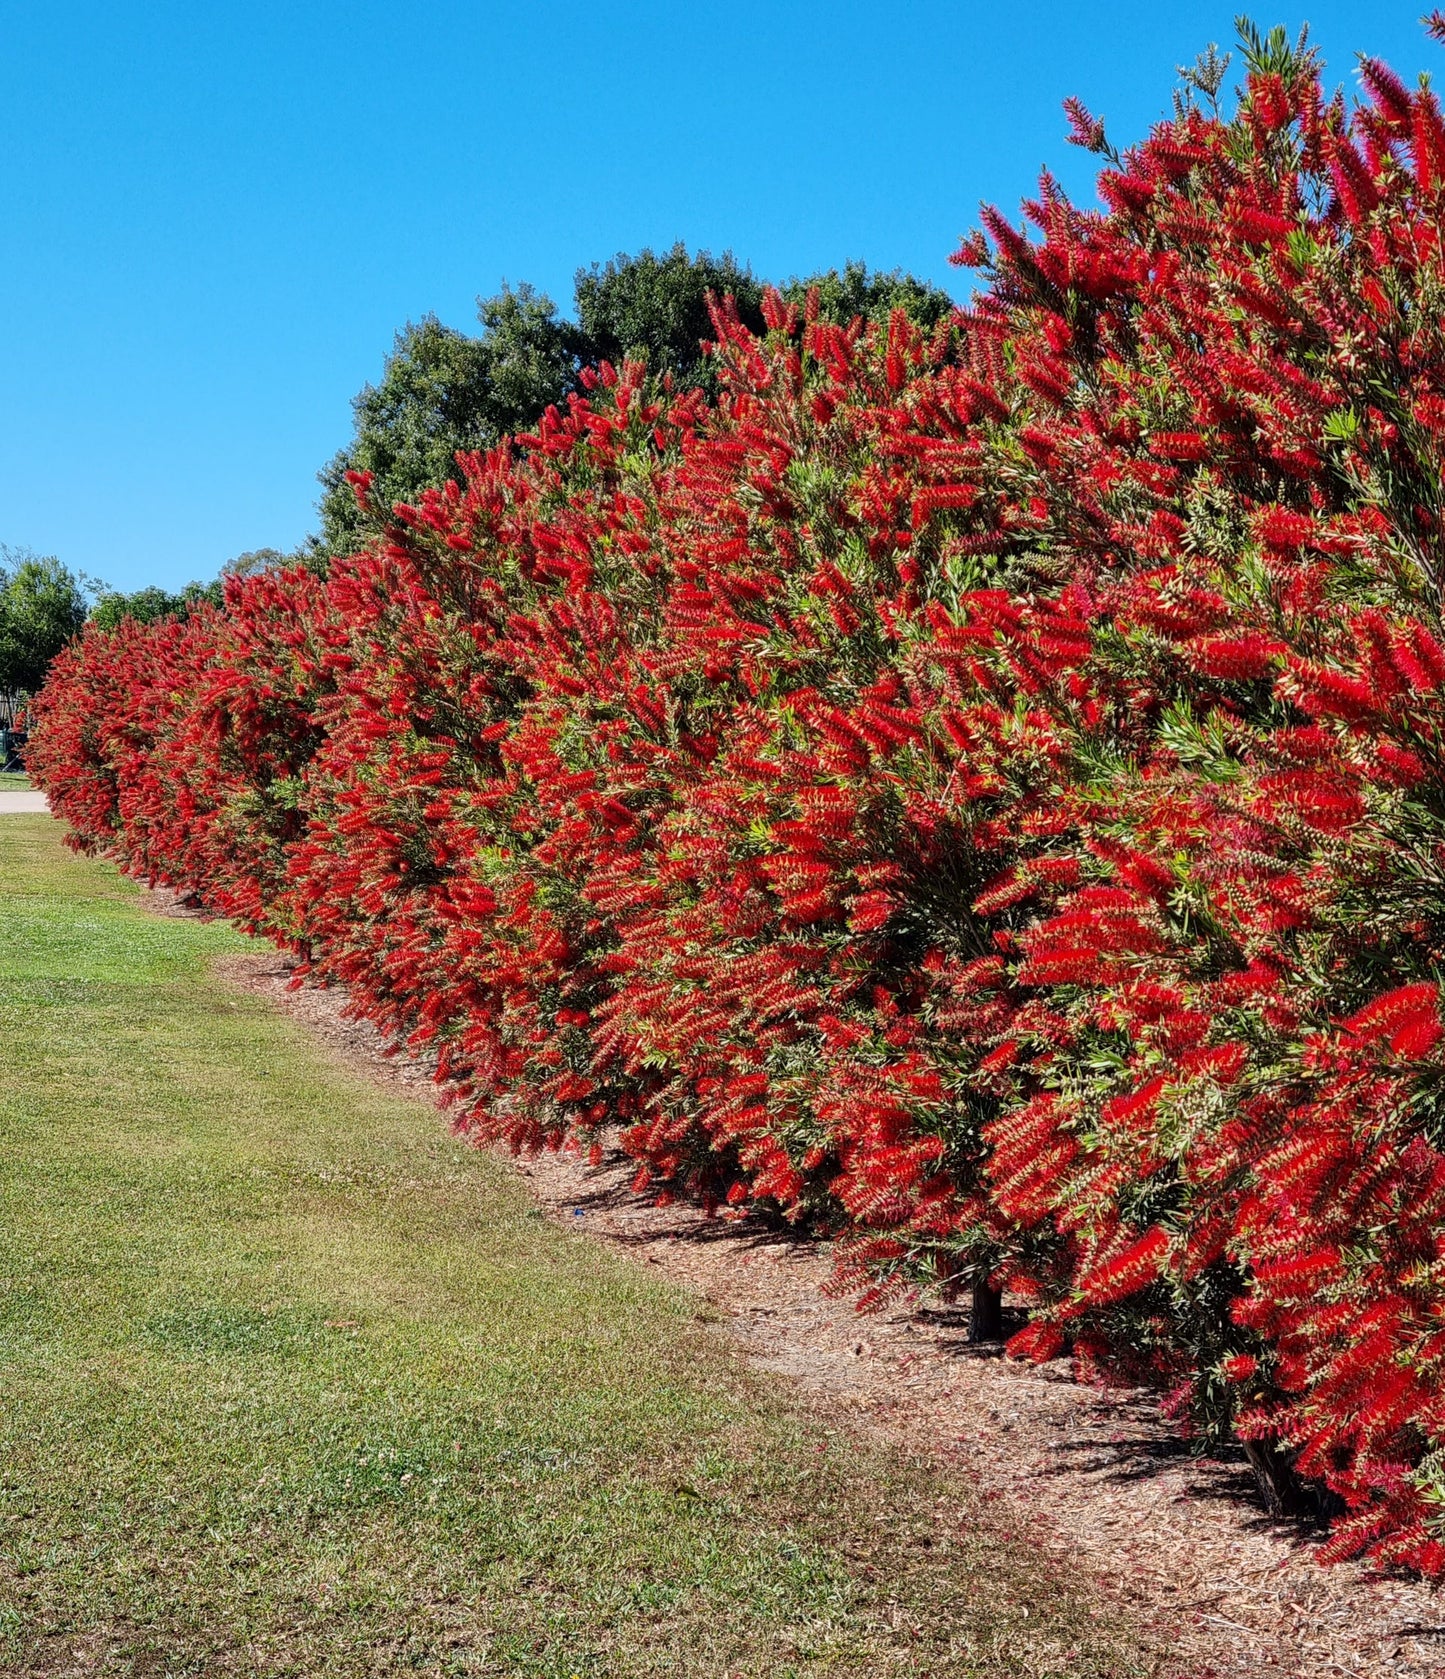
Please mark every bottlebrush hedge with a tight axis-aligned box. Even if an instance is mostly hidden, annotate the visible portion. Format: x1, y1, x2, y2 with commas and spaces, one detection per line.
35, 25, 1445, 1569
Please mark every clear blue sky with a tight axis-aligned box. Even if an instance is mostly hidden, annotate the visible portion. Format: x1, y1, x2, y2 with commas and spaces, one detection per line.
0, 1, 1436, 593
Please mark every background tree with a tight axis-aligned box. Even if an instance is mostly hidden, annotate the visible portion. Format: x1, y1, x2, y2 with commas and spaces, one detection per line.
223, 547, 291, 580
317, 288, 582, 557
54, 249, 960, 679
317, 247, 958, 556
780, 259, 956, 331
89, 549, 307, 632
89, 580, 228, 630
574, 244, 766, 393
0, 548, 86, 702
89, 585, 188, 631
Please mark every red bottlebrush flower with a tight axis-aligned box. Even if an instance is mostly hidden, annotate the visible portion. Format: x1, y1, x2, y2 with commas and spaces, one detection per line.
950, 230, 990, 268
978, 1039, 1020, 1075
1176, 1042, 1248, 1085
1375, 741, 1428, 787
1076, 1226, 1171, 1307
1360, 57, 1414, 127
1343, 983, 1443, 1057
1100, 1077, 1166, 1136
1230, 206, 1294, 246
848, 889, 895, 932
1185, 632, 1285, 681
911, 483, 979, 527
1258, 508, 1316, 550
1007, 1320, 1066, 1363
1412, 89, 1445, 191
1255, 770, 1365, 834
1149, 430, 1208, 461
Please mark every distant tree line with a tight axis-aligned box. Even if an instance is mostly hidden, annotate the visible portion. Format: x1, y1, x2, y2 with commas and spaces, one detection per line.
87, 550, 294, 630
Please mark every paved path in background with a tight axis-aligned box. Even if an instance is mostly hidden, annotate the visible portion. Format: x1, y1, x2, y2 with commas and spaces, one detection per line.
0, 791, 49, 812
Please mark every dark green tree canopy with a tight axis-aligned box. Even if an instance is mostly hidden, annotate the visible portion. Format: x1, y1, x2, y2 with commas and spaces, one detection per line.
318, 289, 582, 558
316, 248, 957, 556
574, 244, 766, 393
781, 260, 956, 332
89, 585, 187, 631
57, 252, 959, 632
89, 549, 310, 633
0, 549, 87, 696
89, 579, 225, 631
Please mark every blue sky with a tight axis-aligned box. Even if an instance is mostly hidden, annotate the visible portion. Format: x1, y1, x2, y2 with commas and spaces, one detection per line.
1, 1, 1437, 593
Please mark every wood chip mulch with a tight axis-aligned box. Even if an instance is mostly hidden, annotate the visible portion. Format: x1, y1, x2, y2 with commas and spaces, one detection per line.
182, 915, 1445, 1679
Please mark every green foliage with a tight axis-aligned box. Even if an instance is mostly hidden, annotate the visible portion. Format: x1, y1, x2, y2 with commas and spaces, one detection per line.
90, 579, 223, 631
91, 585, 190, 631
317, 249, 958, 556
575, 243, 766, 393
782, 260, 957, 331
1234, 15, 1313, 79
56, 250, 959, 627
223, 546, 291, 579
318, 290, 583, 557
471, 283, 586, 428
0, 548, 86, 696
90, 550, 323, 633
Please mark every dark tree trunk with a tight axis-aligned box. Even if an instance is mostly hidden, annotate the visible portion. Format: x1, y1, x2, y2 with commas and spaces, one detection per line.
1241, 1437, 1307, 1518
968, 1277, 1004, 1343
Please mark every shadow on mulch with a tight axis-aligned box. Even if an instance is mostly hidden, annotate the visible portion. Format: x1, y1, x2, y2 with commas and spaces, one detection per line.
1039, 1425, 1341, 1545
555, 1165, 820, 1257
915, 1301, 1031, 1357
552, 1150, 1336, 1552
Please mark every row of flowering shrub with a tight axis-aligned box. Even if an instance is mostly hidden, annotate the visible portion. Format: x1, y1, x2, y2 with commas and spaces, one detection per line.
33, 30, 1445, 1569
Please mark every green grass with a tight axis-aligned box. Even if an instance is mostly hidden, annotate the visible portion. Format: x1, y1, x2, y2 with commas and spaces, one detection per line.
0, 771, 31, 786
0, 817, 1152, 1678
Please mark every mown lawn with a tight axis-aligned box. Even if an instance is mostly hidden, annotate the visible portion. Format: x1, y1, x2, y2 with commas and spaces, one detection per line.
0, 816, 1151, 1678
